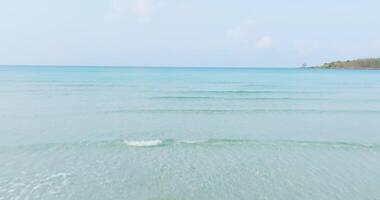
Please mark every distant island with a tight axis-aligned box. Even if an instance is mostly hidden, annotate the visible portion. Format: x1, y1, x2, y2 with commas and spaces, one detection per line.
318, 58, 380, 69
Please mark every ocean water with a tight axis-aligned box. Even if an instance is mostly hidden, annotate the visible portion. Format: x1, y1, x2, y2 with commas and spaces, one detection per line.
1, 66, 380, 199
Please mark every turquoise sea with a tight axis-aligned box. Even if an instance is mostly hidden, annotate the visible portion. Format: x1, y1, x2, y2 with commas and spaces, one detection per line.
1, 66, 380, 199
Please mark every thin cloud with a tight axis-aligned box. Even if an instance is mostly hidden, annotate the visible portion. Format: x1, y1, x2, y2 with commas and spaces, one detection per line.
374, 40, 380, 49
106, 0, 155, 23
255, 36, 273, 48
227, 20, 256, 40
132, 0, 154, 19
293, 40, 321, 56
227, 20, 273, 50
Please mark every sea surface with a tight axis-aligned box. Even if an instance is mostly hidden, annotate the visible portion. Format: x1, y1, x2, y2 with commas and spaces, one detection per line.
1, 66, 380, 199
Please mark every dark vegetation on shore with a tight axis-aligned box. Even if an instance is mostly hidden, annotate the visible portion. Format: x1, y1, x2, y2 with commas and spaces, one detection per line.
320, 58, 380, 69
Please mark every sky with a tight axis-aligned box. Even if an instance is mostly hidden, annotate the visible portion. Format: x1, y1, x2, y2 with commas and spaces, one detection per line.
0, 0, 379, 67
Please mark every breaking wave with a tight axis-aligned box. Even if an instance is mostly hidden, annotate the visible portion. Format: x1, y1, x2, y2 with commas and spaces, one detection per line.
123, 140, 163, 147
4, 139, 380, 150
120, 139, 379, 149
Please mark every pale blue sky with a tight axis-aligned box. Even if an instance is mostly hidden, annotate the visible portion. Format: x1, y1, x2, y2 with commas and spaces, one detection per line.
0, 0, 379, 67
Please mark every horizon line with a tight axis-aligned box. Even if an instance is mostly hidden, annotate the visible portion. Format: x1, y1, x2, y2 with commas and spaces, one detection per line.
0, 64, 303, 69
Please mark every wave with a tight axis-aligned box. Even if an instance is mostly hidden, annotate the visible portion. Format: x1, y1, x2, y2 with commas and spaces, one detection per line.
183, 90, 324, 95
122, 139, 211, 147
42, 139, 380, 149
123, 140, 163, 147
4, 139, 380, 150
101, 109, 380, 114
6, 109, 380, 120
152, 96, 328, 101
122, 139, 380, 149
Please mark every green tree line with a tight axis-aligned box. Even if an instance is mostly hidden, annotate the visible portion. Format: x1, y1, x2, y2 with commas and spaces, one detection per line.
322, 58, 380, 69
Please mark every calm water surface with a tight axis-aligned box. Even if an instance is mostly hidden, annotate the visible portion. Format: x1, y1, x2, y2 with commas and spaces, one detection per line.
0, 66, 380, 199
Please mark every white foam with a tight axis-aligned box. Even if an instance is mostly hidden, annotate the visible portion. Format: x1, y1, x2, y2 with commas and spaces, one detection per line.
123, 140, 163, 147
181, 140, 206, 144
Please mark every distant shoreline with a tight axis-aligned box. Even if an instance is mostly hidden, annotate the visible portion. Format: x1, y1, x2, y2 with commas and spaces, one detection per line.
315, 58, 380, 70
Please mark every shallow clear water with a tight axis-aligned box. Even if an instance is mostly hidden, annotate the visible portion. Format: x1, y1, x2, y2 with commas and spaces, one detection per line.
1, 66, 380, 199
